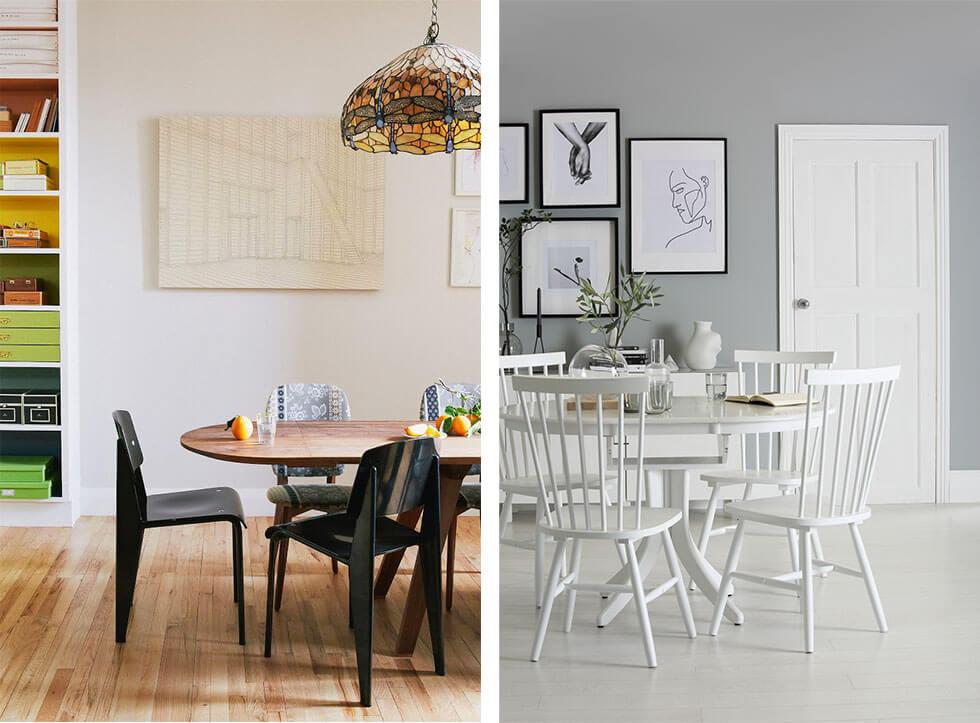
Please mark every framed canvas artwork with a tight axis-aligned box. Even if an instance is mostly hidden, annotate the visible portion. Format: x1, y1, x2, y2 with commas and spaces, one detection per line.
450, 208, 481, 287
500, 123, 529, 203
629, 138, 727, 274
520, 217, 618, 317
159, 115, 385, 289
539, 109, 620, 208
454, 149, 480, 196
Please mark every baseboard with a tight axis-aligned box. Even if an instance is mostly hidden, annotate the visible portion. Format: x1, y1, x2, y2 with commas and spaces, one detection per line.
948, 470, 980, 503
80, 486, 481, 518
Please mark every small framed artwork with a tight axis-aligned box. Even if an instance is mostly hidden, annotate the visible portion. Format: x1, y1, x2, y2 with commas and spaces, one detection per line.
454, 149, 480, 196
500, 123, 529, 203
450, 208, 481, 287
629, 138, 727, 274
539, 109, 620, 208
520, 217, 618, 317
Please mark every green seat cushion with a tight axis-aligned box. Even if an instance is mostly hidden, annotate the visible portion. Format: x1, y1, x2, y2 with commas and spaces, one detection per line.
457, 484, 481, 511
266, 483, 351, 512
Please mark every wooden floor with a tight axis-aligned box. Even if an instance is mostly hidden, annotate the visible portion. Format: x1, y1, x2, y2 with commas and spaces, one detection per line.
0, 515, 480, 721
501, 503, 980, 722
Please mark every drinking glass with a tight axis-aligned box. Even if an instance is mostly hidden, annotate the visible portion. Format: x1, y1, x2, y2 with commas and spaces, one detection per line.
255, 412, 277, 445
705, 372, 728, 401
647, 380, 673, 414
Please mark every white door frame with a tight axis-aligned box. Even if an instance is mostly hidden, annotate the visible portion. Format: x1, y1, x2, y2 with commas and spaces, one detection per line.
777, 124, 950, 503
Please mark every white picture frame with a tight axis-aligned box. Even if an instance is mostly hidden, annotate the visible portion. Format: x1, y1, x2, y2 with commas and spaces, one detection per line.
450, 208, 481, 287
520, 218, 618, 316
629, 138, 727, 274
454, 149, 480, 196
539, 109, 620, 208
500, 123, 528, 203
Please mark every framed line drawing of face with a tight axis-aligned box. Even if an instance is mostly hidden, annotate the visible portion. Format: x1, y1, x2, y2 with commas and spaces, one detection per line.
500, 123, 529, 203
454, 149, 480, 196
520, 217, 619, 317
629, 138, 727, 274
450, 208, 481, 287
539, 109, 620, 208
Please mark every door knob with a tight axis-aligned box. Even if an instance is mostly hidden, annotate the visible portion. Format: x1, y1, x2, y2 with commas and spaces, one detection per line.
796, 298, 811, 309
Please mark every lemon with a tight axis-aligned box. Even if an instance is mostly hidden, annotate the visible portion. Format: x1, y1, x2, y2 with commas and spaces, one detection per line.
404, 423, 428, 437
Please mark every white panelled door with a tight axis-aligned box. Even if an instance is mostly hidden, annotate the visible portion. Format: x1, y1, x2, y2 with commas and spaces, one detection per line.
778, 125, 948, 503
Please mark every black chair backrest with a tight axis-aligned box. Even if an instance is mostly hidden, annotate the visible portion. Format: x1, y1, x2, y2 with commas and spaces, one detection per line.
112, 410, 148, 521
346, 438, 439, 519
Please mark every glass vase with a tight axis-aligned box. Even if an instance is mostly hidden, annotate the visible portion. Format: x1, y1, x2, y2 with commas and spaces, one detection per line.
499, 322, 523, 355
569, 344, 628, 377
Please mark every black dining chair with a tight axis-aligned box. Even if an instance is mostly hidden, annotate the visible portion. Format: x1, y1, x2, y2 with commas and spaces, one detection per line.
263, 437, 445, 707
113, 410, 247, 645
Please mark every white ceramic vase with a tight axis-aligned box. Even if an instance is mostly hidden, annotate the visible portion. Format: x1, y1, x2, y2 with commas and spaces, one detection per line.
685, 321, 722, 371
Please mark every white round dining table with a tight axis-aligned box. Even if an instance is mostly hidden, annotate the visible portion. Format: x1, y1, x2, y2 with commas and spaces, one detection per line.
501, 396, 822, 626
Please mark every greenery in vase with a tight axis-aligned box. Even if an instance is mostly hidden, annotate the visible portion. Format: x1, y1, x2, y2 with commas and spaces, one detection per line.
553, 259, 663, 350
499, 209, 552, 327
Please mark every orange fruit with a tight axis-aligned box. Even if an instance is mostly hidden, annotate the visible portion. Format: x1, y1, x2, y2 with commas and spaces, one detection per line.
450, 415, 471, 437
435, 414, 451, 433
230, 415, 253, 440
467, 413, 480, 424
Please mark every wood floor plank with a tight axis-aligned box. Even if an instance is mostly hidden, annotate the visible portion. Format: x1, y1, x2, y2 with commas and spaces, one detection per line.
0, 516, 480, 721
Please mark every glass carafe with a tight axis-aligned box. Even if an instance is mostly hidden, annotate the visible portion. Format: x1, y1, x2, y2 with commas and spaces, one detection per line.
644, 338, 673, 413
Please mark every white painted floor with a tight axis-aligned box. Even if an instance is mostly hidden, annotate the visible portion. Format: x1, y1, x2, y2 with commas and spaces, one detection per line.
500, 503, 980, 722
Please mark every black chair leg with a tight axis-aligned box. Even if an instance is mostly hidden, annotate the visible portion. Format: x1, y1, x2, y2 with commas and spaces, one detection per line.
420, 535, 445, 675
446, 514, 458, 612
349, 553, 374, 706
232, 523, 241, 604
274, 507, 294, 611
233, 522, 245, 645
115, 521, 143, 644
264, 536, 279, 658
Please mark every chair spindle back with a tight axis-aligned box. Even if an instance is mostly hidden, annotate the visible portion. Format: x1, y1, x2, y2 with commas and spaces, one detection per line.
499, 352, 566, 483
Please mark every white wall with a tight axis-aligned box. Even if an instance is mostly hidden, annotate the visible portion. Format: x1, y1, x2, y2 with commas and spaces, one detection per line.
78, 0, 481, 512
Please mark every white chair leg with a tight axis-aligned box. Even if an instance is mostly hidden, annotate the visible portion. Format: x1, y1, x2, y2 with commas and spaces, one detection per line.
849, 523, 888, 633
499, 492, 514, 540
690, 484, 723, 591
709, 520, 746, 636
662, 530, 696, 639
531, 539, 567, 662
534, 498, 546, 608
800, 529, 815, 653
812, 530, 828, 577
624, 540, 657, 667
563, 540, 583, 633
787, 528, 800, 573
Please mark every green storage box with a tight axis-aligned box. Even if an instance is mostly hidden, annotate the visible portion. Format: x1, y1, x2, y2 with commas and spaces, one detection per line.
0, 478, 52, 500
0, 345, 60, 362
0, 456, 55, 482
0, 311, 60, 328
0, 328, 60, 345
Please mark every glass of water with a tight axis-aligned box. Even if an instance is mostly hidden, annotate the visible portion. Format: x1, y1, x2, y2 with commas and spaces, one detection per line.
255, 411, 277, 445
647, 380, 673, 414
705, 372, 728, 401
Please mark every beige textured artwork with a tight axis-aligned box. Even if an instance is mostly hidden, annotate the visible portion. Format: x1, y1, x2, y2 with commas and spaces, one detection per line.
159, 116, 385, 289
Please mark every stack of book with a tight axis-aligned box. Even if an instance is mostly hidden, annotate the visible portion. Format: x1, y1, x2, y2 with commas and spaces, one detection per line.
11, 95, 57, 133
0, 105, 10, 132
1, 158, 53, 191
0, 224, 49, 247
0, 0, 57, 23
0, 22, 57, 76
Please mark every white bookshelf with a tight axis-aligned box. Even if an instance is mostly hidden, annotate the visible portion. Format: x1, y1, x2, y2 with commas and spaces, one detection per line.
0, 1, 78, 526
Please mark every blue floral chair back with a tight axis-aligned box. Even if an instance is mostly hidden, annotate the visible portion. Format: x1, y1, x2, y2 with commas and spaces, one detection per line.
268, 383, 352, 478
419, 382, 481, 422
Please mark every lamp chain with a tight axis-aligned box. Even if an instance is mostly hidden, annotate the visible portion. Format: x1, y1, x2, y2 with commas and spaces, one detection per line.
424, 0, 440, 44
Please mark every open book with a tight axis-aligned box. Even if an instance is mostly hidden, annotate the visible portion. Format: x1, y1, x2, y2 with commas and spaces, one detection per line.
725, 392, 809, 407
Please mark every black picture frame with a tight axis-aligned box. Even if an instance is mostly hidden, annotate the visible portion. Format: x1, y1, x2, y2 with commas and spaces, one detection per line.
627, 137, 728, 274
538, 109, 621, 209
500, 123, 530, 204
519, 217, 620, 318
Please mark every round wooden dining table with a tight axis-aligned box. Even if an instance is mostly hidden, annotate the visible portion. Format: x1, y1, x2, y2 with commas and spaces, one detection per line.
180, 419, 481, 656
502, 395, 821, 627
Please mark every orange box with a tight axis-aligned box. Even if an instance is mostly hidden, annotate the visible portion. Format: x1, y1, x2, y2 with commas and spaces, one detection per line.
3, 291, 44, 305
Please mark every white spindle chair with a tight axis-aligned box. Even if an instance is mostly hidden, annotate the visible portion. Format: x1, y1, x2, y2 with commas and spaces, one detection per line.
708, 365, 899, 653
696, 350, 836, 586
499, 352, 567, 606
512, 374, 696, 667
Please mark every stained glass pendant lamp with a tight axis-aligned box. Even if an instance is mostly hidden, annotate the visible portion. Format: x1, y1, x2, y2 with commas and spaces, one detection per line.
341, 0, 481, 154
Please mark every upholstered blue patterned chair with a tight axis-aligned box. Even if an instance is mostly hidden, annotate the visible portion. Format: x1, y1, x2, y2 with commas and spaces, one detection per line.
265, 383, 352, 603
420, 381, 482, 610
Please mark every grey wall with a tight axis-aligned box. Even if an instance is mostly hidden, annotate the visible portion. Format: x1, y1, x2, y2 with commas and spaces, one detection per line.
501, 0, 980, 469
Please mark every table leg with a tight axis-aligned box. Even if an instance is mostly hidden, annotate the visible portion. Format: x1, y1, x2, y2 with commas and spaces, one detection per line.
667, 470, 743, 625
374, 506, 423, 598
393, 464, 467, 656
